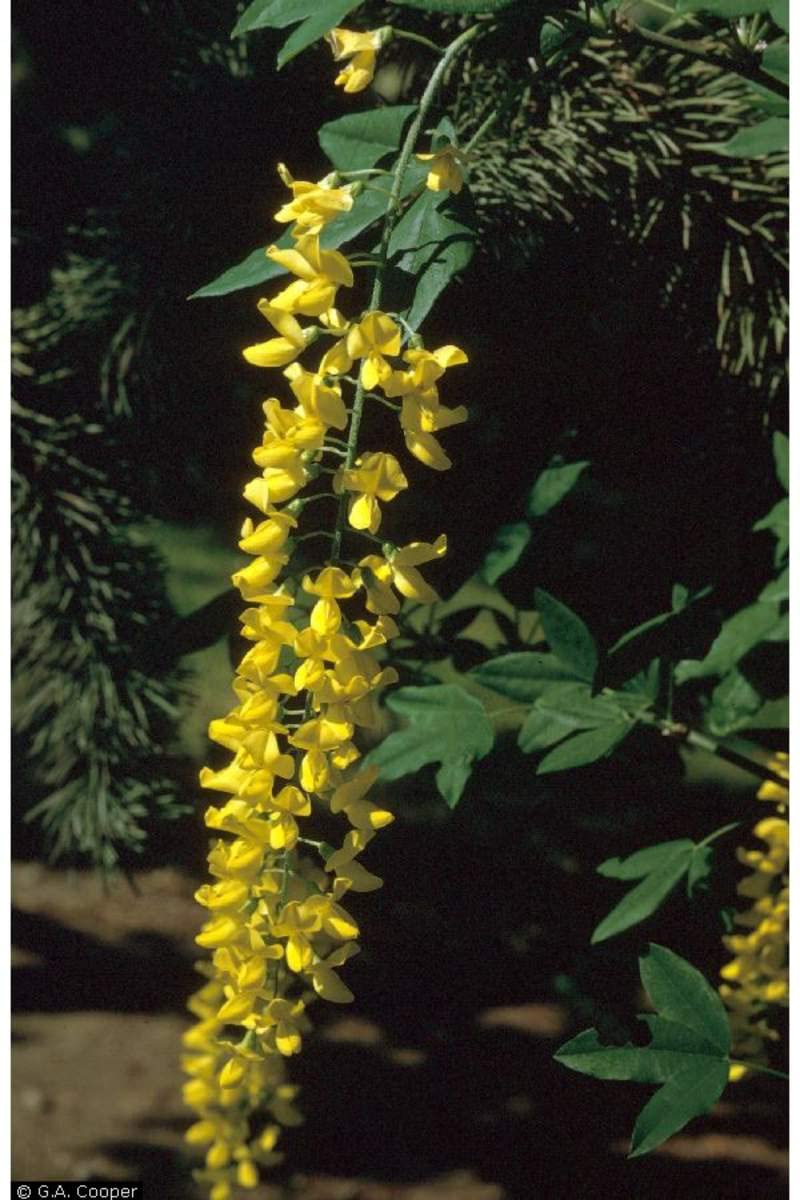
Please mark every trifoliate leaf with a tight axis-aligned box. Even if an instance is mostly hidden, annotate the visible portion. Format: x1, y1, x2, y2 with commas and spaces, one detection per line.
593, 826, 739, 942
470, 652, 581, 703
534, 589, 598, 682
593, 842, 695, 944
526, 460, 590, 518
480, 522, 532, 586
319, 106, 418, 171
536, 721, 630, 774
366, 684, 494, 808
555, 945, 731, 1156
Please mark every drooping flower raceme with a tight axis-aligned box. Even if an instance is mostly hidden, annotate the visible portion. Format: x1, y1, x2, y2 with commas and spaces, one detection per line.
184, 157, 469, 1198
720, 753, 789, 1081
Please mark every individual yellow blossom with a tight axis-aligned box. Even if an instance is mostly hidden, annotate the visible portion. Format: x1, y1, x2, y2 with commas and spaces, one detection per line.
334, 451, 408, 533
301, 566, 358, 636
399, 396, 467, 470
283, 363, 348, 430
242, 301, 313, 369
274, 163, 354, 234
384, 344, 468, 397
415, 144, 471, 194
325, 27, 385, 93
267, 233, 354, 317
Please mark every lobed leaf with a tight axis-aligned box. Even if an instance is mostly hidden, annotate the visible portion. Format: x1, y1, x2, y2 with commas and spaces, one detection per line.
555, 946, 732, 1156
366, 684, 494, 808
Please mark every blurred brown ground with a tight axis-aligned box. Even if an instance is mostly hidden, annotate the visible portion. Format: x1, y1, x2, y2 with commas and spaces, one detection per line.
11, 861, 788, 1200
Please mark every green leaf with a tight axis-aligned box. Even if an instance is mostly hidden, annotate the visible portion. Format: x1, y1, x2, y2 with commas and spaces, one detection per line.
534, 589, 598, 682
536, 683, 626, 726
232, 0, 325, 36
675, 600, 785, 682
629, 1060, 729, 1157
386, 187, 476, 328
772, 430, 789, 491
318, 106, 418, 171
526, 460, 590, 519
639, 945, 730, 1053
518, 682, 626, 755
391, 0, 523, 11
759, 567, 789, 603
707, 668, 764, 736
592, 842, 694, 944
480, 522, 532, 586
276, 0, 363, 67
753, 497, 789, 563
555, 945, 732, 1156
470, 652, 581, 703
536, 721, 630, 774
365, 684, 494, 808
676, 0, 773, 14
769, 0, 788, 30
517, 708, 582, 753
761, 41, 789, 79
709, 116, 789, 158
597, 840, 695, 881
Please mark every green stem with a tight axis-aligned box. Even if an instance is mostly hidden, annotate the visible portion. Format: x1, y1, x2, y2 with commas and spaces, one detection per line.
392, 28, 445, 55
329, 21, 482, 567
614, 14, 789, 99
655, 720, 789, 788
729, 1060, 789, 1082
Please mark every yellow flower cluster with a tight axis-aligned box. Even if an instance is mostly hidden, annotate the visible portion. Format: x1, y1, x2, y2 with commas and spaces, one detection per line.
721, 753, 789, 1082
184, 158, 468, 1198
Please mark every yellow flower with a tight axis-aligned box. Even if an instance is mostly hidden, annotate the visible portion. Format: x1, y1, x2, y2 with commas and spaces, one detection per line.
284, 363, 348, 430
274, 163, 354, 234
242, 301, 312, 369
399, 396, 467, 470
267, 233, 354, 317
325, 27, 385, 94
334, 451, 408, 533
415, 144, 470, 194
